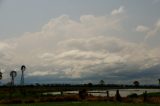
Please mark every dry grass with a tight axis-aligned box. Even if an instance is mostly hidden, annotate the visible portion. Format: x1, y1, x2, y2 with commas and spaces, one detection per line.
0, 94, 160, 104
147, 97, 160, 104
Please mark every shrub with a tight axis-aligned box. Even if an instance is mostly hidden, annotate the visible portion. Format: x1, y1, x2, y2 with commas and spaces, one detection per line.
79, 89, 88, 100
127, 93, 138, 98
24, 99, 35, 103
7, 99, 22, 104
64, 95, 79, 101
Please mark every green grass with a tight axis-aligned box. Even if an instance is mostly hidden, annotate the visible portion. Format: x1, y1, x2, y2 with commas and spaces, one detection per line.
0, 102, 160, 106
145, 92, 160, 97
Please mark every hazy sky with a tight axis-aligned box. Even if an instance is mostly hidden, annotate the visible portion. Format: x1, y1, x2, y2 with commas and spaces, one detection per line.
0, 0, 160, 84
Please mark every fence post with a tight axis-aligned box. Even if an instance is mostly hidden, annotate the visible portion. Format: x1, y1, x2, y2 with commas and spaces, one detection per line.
115, 90, 122, 102
106, 90, 109, 98
143, 91, 147, 102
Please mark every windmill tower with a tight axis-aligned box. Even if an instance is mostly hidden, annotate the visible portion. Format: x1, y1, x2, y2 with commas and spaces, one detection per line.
0, 70, 2, 85
10, 71, 17, 86
0, 69, 2, 80
20, 65, 26, 86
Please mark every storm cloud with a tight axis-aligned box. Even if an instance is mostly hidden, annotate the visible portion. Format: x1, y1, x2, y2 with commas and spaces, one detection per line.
1, 12, 160, 84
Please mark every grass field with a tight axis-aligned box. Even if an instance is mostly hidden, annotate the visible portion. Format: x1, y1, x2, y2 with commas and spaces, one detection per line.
0, 102, 160, 106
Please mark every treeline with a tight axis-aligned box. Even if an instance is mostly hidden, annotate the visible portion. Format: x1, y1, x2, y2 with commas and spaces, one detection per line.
0, 83, 159, 89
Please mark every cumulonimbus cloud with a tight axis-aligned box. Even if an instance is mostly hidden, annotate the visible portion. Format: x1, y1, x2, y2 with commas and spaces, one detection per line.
0, 11, 160, 84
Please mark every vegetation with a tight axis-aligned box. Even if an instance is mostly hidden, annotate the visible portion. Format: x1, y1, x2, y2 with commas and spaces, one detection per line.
133, 81, 140, 87
0, 88, 160, 104
1, 102, 160, 106
127, 93, 138, 98
99, 80, 105, 86
0, 66, 159, 105
140, 92, 160, 97
79, 89, 88, 99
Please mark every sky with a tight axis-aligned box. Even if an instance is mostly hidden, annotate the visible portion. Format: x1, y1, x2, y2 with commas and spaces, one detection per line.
0, 0, 160, 85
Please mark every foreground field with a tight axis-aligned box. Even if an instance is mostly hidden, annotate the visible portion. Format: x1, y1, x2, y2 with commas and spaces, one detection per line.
0, 102, 160, 106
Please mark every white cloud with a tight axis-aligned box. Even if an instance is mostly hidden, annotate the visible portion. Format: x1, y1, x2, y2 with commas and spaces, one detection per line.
111, 6, 125, 15
1, 12, 160, 84
156, 20, 160, 27
145, 19, 160, 40
136, 19, 160, 40
0, 42, 9, 50
136, 25, 149, 33
27, 71, 57, 77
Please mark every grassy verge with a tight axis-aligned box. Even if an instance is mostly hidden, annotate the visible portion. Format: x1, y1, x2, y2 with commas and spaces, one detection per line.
142, 92, 160, 97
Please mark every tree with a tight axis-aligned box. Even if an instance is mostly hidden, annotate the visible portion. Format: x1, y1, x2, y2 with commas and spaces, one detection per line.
158, 79, 160, 86
133, 81, 140, 87
87, 82, 93, 87
99, 80, 105, 86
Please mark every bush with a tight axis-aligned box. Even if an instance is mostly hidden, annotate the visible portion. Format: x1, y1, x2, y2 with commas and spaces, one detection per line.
64, 95, 79, 101
127, 93, 138, 98
39, 97, 54, 102
8, 99, 22, 104
79, 89, 88, 100
24, 99, 35, 103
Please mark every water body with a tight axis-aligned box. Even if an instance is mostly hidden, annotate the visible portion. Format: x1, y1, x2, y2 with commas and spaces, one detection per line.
88, 89, 160, 97
44, 89, 160, 97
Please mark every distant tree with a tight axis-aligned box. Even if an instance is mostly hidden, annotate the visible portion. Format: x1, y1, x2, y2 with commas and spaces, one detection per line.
35, 83, 41, 86
99, 80, 105, 86
158, 79, 160, 86
133, 81, 140, 87
5, 82, 12, 86
87, 82, 93, 87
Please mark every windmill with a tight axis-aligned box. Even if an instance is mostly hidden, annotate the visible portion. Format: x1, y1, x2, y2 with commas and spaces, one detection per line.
0, 70, 2, 80
0, 69, 2, 85
20, 65, 26, 86
10, 71, 17, 86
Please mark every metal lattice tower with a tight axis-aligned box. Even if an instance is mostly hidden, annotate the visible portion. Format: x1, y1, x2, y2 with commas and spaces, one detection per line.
20, 65, 26, 86
0, 71, 2, 80
0, 70, 2, 85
